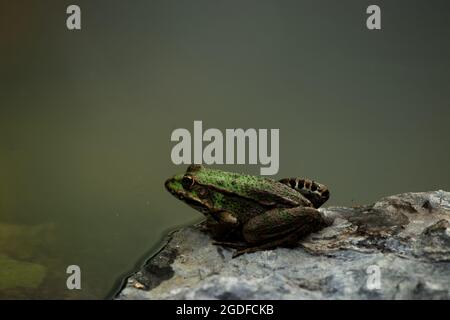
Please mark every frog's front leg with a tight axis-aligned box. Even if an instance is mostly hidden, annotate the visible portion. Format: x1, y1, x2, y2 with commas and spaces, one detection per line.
236, 206, 330, 256
205, 211, 241, 241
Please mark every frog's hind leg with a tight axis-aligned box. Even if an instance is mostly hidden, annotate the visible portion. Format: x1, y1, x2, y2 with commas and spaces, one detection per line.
234, 206, 329, 258
278, 178, 330, 208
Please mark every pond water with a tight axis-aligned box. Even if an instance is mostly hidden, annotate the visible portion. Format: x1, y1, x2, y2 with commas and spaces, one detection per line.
1, 1, 449, 299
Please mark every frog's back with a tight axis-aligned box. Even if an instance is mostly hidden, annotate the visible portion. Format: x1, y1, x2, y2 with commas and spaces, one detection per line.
194, 167, 311, 207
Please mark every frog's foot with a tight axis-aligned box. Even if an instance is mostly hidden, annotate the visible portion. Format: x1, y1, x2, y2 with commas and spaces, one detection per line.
231, 232, 299, 258
212, 240, 248, 249
232, 246, 268, 258
213, 240, 278, 258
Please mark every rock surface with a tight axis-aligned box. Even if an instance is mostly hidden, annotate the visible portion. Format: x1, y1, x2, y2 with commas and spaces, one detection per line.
116, 191, 450, 300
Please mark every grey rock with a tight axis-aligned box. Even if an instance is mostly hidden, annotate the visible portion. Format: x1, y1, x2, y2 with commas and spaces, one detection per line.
115, 191, 450, 300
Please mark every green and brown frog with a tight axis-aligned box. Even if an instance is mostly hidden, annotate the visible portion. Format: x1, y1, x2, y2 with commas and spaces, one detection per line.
165, 165, 331, 257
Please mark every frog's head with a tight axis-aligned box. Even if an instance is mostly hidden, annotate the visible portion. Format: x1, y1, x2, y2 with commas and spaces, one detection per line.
164, 165, 213, 214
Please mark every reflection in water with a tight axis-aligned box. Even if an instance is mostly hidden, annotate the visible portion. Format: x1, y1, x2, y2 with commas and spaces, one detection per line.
0, 222, 104, 299
0, 255, 46, 291
1, 223, 63, 298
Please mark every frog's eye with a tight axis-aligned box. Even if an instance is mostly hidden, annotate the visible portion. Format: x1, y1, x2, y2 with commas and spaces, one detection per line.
182, 175, 195, 189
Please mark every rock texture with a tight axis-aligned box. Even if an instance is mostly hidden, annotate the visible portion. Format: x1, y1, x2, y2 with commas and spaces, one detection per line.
116, 191, 450, 300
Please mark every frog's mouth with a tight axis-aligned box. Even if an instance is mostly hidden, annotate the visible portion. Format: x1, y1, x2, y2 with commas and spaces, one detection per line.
184, 197, 211, 214
164, 178, 210, 214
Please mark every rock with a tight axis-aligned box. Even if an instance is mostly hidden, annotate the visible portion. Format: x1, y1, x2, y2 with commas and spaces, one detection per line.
115, 191, 450, 300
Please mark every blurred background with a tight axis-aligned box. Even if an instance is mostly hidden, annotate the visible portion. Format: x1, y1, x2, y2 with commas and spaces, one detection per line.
0, 0, 449, 299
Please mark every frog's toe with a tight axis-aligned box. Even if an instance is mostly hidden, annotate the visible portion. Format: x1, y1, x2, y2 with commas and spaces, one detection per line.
212, 240, 247, 249
232, 250, 245, 259
232, 247, 264, 258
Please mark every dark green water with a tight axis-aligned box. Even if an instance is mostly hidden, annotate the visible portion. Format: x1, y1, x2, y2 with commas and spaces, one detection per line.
1, 1, 449, 299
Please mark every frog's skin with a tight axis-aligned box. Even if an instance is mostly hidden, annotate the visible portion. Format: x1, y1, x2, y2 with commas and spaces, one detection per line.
165, 165, 331, 257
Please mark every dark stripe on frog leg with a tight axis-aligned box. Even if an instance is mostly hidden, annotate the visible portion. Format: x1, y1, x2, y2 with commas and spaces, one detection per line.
278, 177, 312, 192
278, 177, 330, 208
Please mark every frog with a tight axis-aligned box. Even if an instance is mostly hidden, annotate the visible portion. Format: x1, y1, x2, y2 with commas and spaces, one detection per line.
165, 164, 331, 257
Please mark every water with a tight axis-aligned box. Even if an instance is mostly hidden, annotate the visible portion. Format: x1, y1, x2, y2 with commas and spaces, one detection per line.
1, 1, 450, 299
